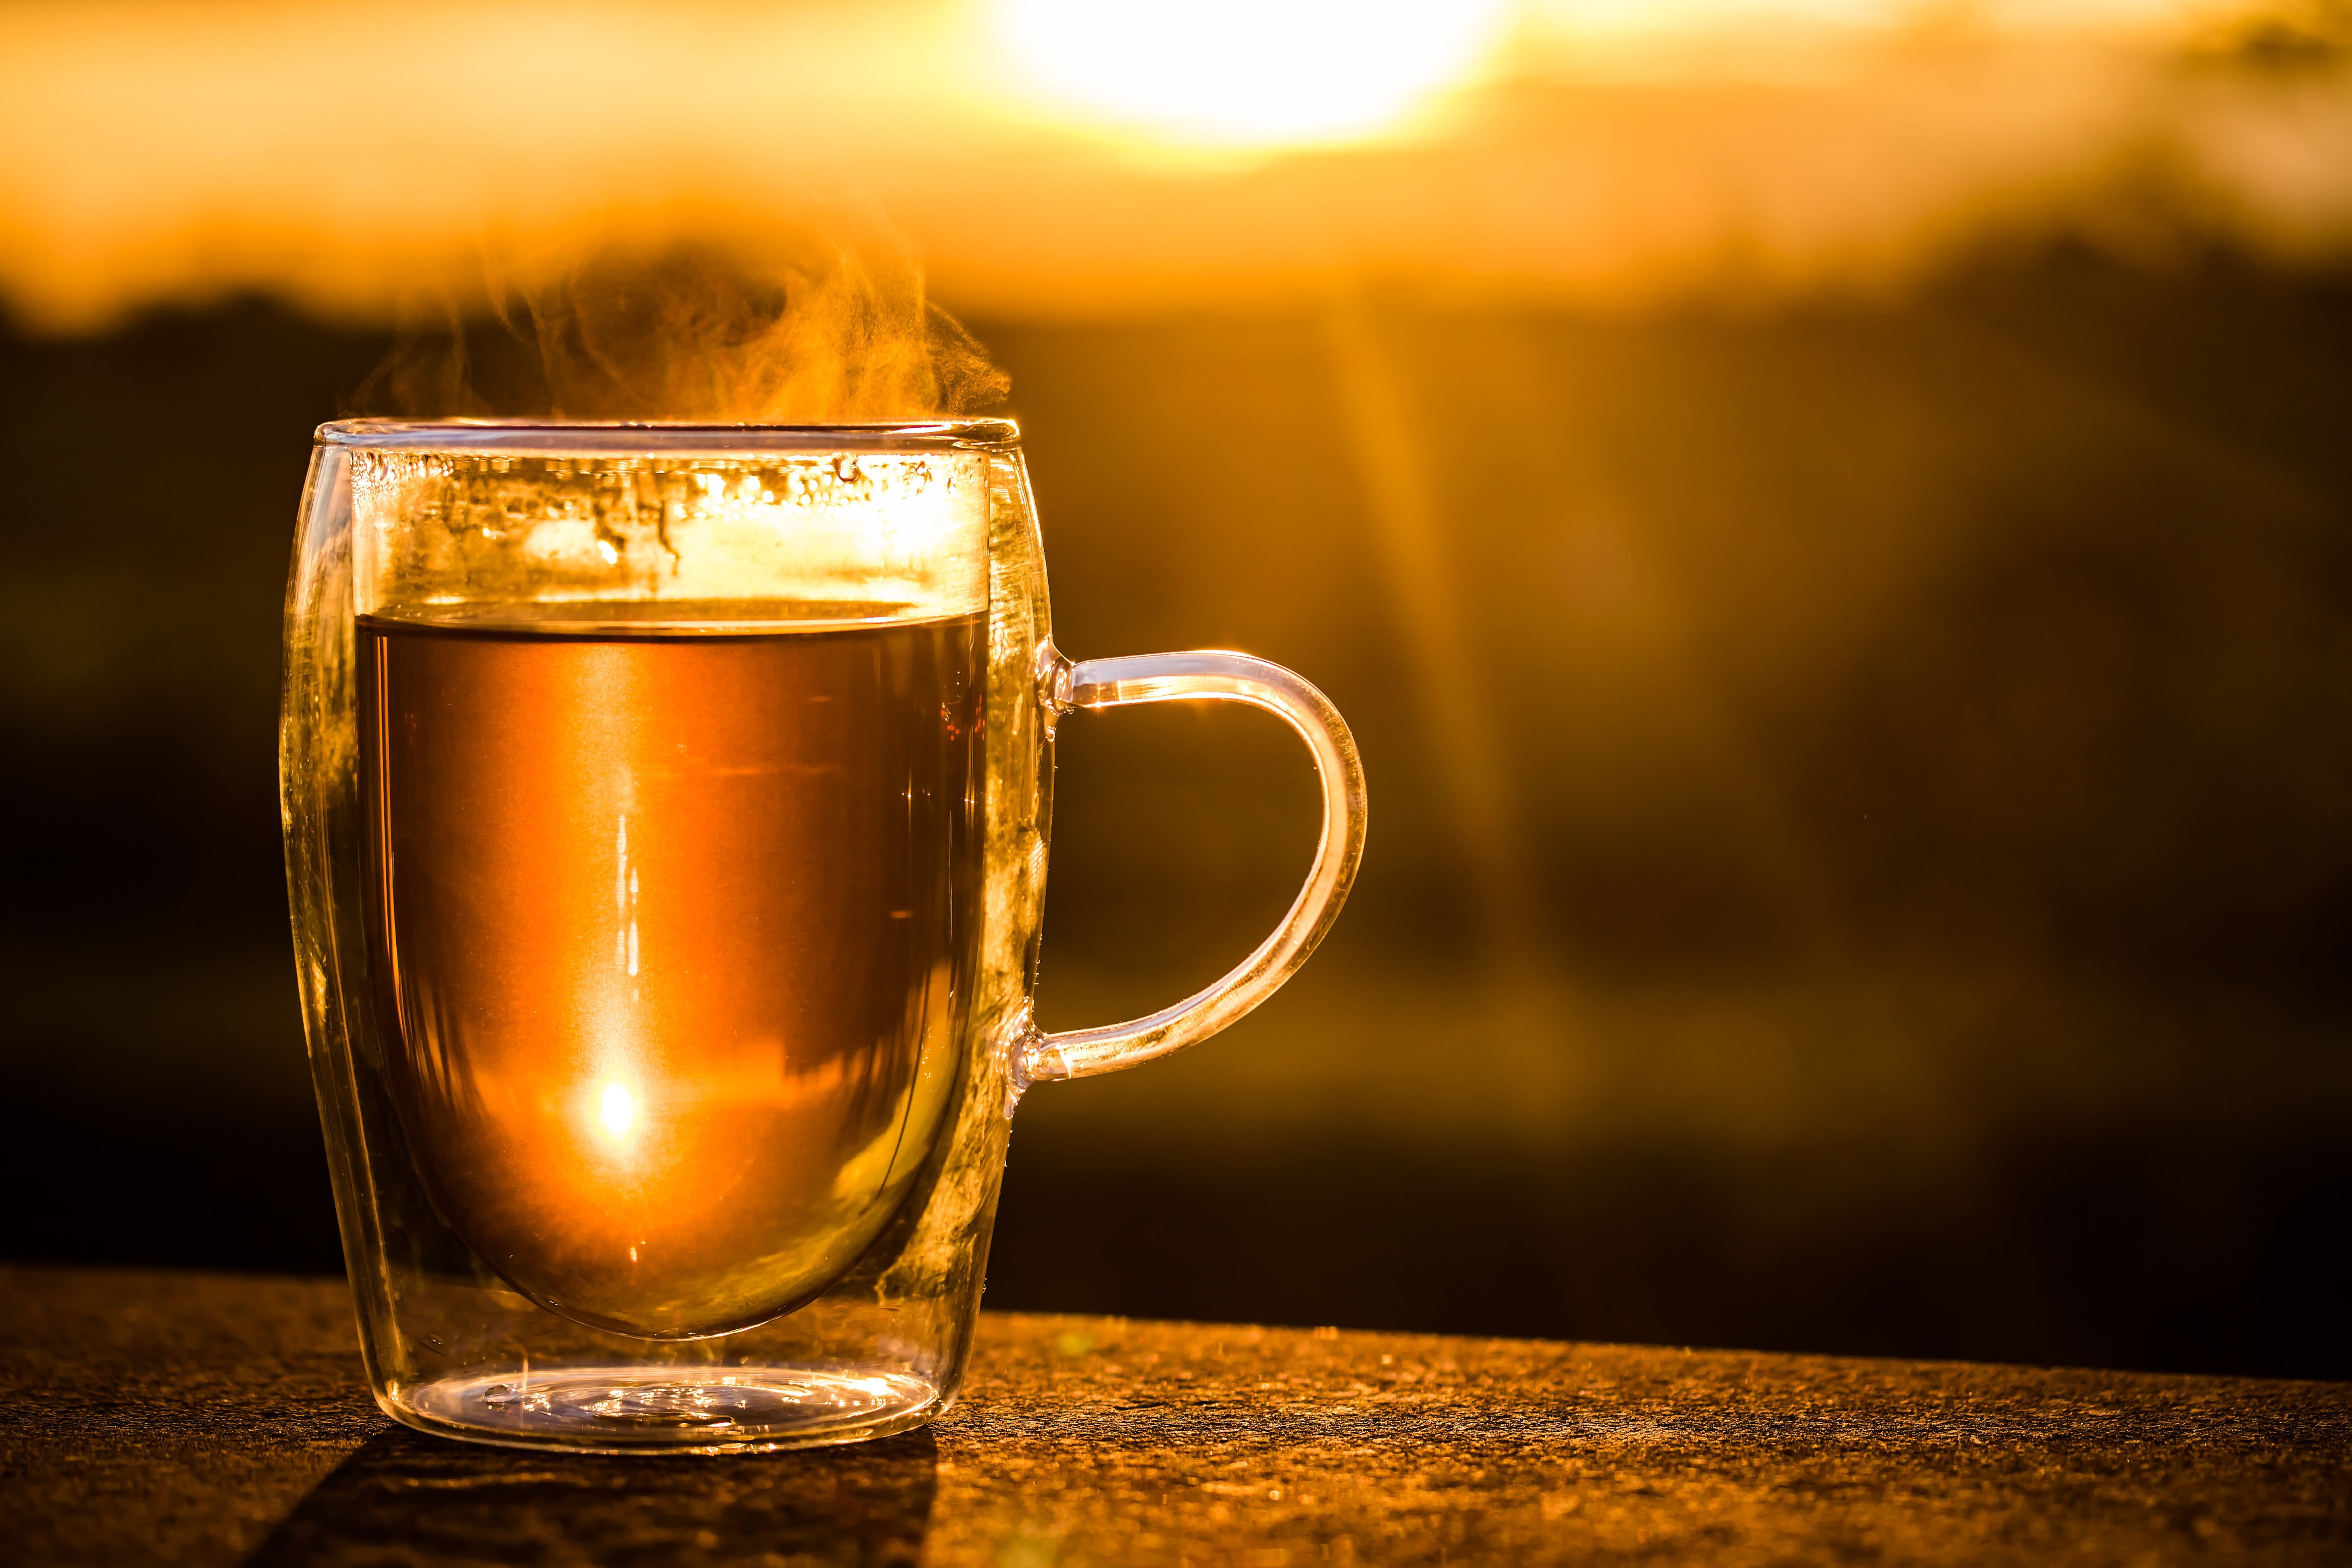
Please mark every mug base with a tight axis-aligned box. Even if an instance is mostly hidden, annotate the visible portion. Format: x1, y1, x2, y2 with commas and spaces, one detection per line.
390, 1365, 944, 1454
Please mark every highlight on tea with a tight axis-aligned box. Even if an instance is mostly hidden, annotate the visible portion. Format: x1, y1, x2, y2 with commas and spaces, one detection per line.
352, 448, 991, 1339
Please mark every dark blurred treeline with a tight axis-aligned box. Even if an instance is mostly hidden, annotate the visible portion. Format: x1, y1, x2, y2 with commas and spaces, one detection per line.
3, 240, 2348, 1379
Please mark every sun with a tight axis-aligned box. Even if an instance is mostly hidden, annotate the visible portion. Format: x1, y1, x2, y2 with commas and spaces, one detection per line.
992, 0, 1514, 149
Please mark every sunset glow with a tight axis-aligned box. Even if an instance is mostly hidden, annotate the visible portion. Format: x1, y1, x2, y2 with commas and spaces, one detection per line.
992, 0, 1511, 147
0, 1, 2340, 328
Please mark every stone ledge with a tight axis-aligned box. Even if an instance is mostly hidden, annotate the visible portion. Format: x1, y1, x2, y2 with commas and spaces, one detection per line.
4, 1264, 2346, 1566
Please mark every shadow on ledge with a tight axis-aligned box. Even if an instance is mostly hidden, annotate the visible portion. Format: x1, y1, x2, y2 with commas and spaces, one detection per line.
248, 1424, 937, 1566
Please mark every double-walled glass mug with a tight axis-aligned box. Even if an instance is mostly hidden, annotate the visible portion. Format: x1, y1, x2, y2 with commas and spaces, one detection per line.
280, 419, 1365, 1454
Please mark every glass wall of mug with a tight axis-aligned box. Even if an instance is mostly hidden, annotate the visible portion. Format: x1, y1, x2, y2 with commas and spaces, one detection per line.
281, 420, 1056, 1453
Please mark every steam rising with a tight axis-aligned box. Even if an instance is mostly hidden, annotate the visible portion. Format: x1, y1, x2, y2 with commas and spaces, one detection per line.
363, 227, 1009, 422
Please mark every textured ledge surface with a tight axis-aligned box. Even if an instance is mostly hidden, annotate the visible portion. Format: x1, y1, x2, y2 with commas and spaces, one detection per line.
2, 1264, 2347, 1566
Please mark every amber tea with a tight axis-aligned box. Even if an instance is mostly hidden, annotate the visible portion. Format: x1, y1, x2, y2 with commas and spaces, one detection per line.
290, 421, 1362, 1452
359, 604, 985, 1340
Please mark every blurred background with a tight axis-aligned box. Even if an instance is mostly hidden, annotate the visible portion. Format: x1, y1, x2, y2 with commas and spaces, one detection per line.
4, 0, 2350, 1382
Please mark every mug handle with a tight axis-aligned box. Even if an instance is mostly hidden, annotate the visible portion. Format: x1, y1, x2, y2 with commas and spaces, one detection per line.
1017, 648, 1370, 1085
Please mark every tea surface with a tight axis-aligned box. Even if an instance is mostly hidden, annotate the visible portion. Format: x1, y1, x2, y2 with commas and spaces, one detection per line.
358, 609, 985, 1338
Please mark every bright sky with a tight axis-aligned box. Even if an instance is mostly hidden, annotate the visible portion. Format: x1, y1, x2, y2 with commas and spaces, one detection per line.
991, 0, 1517, 146
1527, 0, 2189, 25
987, 0, 2202, 147
0, 0, 2331, 328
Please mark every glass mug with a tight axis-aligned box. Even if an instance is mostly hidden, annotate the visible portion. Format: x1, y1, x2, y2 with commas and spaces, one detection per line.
280, 419, 1365, 1453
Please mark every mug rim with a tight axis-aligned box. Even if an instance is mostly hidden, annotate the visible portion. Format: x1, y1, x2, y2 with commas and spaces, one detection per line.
315, 417, 1020, 454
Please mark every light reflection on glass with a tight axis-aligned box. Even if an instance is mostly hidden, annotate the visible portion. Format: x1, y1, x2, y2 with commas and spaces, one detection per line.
598, 1083, 638, 1140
